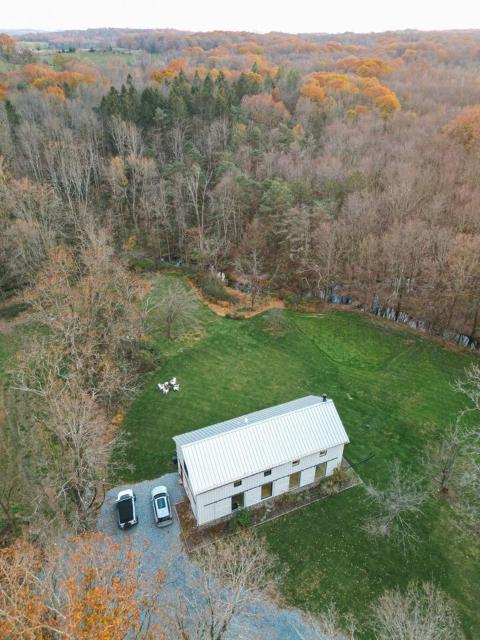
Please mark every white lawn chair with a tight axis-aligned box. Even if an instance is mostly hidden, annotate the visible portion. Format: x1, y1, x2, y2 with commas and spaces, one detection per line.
158, 383, 169, 394
170, 377, 177, 386
173, 384, 180, 391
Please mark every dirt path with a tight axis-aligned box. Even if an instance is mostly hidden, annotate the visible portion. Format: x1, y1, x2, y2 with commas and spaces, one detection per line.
186, 278, 285, 318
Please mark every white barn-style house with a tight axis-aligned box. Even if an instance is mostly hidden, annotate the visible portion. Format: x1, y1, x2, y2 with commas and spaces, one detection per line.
173, 395, 350, 526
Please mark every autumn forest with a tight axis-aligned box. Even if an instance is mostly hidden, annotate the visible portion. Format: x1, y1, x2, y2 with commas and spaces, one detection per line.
1, 28, 480, 343
1, 26, 480, 639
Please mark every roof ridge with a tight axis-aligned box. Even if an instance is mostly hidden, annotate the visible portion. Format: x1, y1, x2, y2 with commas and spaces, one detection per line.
180, 396, 330, 450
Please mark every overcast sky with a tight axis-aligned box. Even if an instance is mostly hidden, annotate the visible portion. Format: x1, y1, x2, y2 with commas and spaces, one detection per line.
2, 0, 480, 34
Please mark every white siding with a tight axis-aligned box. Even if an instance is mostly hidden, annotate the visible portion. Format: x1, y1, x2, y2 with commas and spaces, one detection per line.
192, 443, 345, 526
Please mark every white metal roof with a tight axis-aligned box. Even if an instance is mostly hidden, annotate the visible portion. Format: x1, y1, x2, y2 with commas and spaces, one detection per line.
174, 396, 349, 495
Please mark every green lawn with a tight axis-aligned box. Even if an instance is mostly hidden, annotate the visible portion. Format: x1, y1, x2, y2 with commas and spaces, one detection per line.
121, 274, 480, 638
38, 49, 166, 68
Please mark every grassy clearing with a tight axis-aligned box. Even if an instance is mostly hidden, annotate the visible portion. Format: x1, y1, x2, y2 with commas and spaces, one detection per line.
37, 49, 166, 68
118, 273, 479, 637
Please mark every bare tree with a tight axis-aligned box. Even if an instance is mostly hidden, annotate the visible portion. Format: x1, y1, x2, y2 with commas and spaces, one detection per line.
296, 606, 356, 640
110, 115, 144, 158
7, 233, 145, 533
168, 531, 278, 640
185, 164, 213, 261
148, 281, 198, 340
372, 582, 463, 640
428, 421, 466, 493
451, 364, 480, 536
263, 308, 290, 336
455, 445, 480, 537
20, 231, 145, 409
455, 363, 480, 414
8, 360, 124, 535
235, 219, 269, 310
364, 462, 427, 550
43, 383, 120, 532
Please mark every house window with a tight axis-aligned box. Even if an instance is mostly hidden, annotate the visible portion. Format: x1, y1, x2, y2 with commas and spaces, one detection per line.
234, 480, 242, 487
289, 471, 301, 489
315, 462, 327, 481
261, 482, 273, 499
292, 459, 300, 466
231, 493, 244, 511
264, 469, 272, 477
319, 450, 327, 457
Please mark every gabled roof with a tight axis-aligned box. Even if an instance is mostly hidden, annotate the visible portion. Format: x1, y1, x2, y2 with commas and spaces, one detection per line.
174, 396, 349, 495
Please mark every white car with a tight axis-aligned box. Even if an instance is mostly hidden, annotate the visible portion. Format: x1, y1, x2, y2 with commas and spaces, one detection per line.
151, 485, 173, 527
115, 489, 138, 529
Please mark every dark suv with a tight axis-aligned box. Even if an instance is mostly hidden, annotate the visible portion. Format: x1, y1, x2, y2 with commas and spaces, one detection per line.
115, 489, 138, 529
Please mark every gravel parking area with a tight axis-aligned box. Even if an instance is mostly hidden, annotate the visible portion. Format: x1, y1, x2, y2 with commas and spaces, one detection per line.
98, 472, 326, 640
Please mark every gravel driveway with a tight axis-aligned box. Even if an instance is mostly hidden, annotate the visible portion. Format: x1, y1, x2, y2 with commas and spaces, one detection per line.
98, 473, 327, 640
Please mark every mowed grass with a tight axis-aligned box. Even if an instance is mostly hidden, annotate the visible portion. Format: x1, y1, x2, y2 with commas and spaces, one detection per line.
39, 49, 167, 67
121, 274, 480, 638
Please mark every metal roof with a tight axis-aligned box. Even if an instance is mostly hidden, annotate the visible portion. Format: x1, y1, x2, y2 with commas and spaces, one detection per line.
174, 396, 349, 495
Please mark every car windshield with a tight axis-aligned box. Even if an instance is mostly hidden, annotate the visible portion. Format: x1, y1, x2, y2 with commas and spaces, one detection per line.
155, 496, 167, 510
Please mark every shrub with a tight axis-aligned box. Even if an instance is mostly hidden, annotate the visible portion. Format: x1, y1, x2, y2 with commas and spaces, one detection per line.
284, 292, 305, 311
190, 271, 238, 304
128, 256, 155, 271
331, 465, 350, 487
0, 302, 31, 319
235, 507, 252, 528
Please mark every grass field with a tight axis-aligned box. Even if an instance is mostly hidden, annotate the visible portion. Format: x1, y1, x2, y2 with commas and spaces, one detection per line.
37, 49, 166, 68
120, 274, 480, 638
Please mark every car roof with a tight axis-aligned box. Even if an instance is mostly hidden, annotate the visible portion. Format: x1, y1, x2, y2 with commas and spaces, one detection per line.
117, 498, 134, 520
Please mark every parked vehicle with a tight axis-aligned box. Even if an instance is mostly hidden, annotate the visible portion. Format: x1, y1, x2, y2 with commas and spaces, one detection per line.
151, 485, 173, 527
115, 489, 138, 529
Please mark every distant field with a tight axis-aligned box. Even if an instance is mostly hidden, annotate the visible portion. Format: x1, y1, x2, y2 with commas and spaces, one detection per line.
21, 41, 49, 50
120, 273, 480, 639
38, 49, 165, 67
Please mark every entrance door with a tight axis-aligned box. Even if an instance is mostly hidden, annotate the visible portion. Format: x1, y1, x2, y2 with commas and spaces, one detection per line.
315, 462, 327, 481
289, 471, 301, 490
231, 493, 244, 512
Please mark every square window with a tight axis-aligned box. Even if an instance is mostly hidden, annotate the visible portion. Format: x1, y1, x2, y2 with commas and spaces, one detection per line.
289, 471, 301, 489
292, 459, 300, 466
261, 482, 273, 499
315, 462, 327, 480
319, 450, 327, 457
234, 480, 242, 487
231, 493, 244, 511
264, 469, 272, 477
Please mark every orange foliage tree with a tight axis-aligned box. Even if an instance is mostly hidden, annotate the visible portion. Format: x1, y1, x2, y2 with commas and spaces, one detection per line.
21, 63, 95, 96
151, 57, 186, 82
337, 55, 395, 77
361, 77, 401, 114
300, 70, 400, 116
445, 105, 480, 147
0, 532, 165, 639
0, 34, 16, 59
